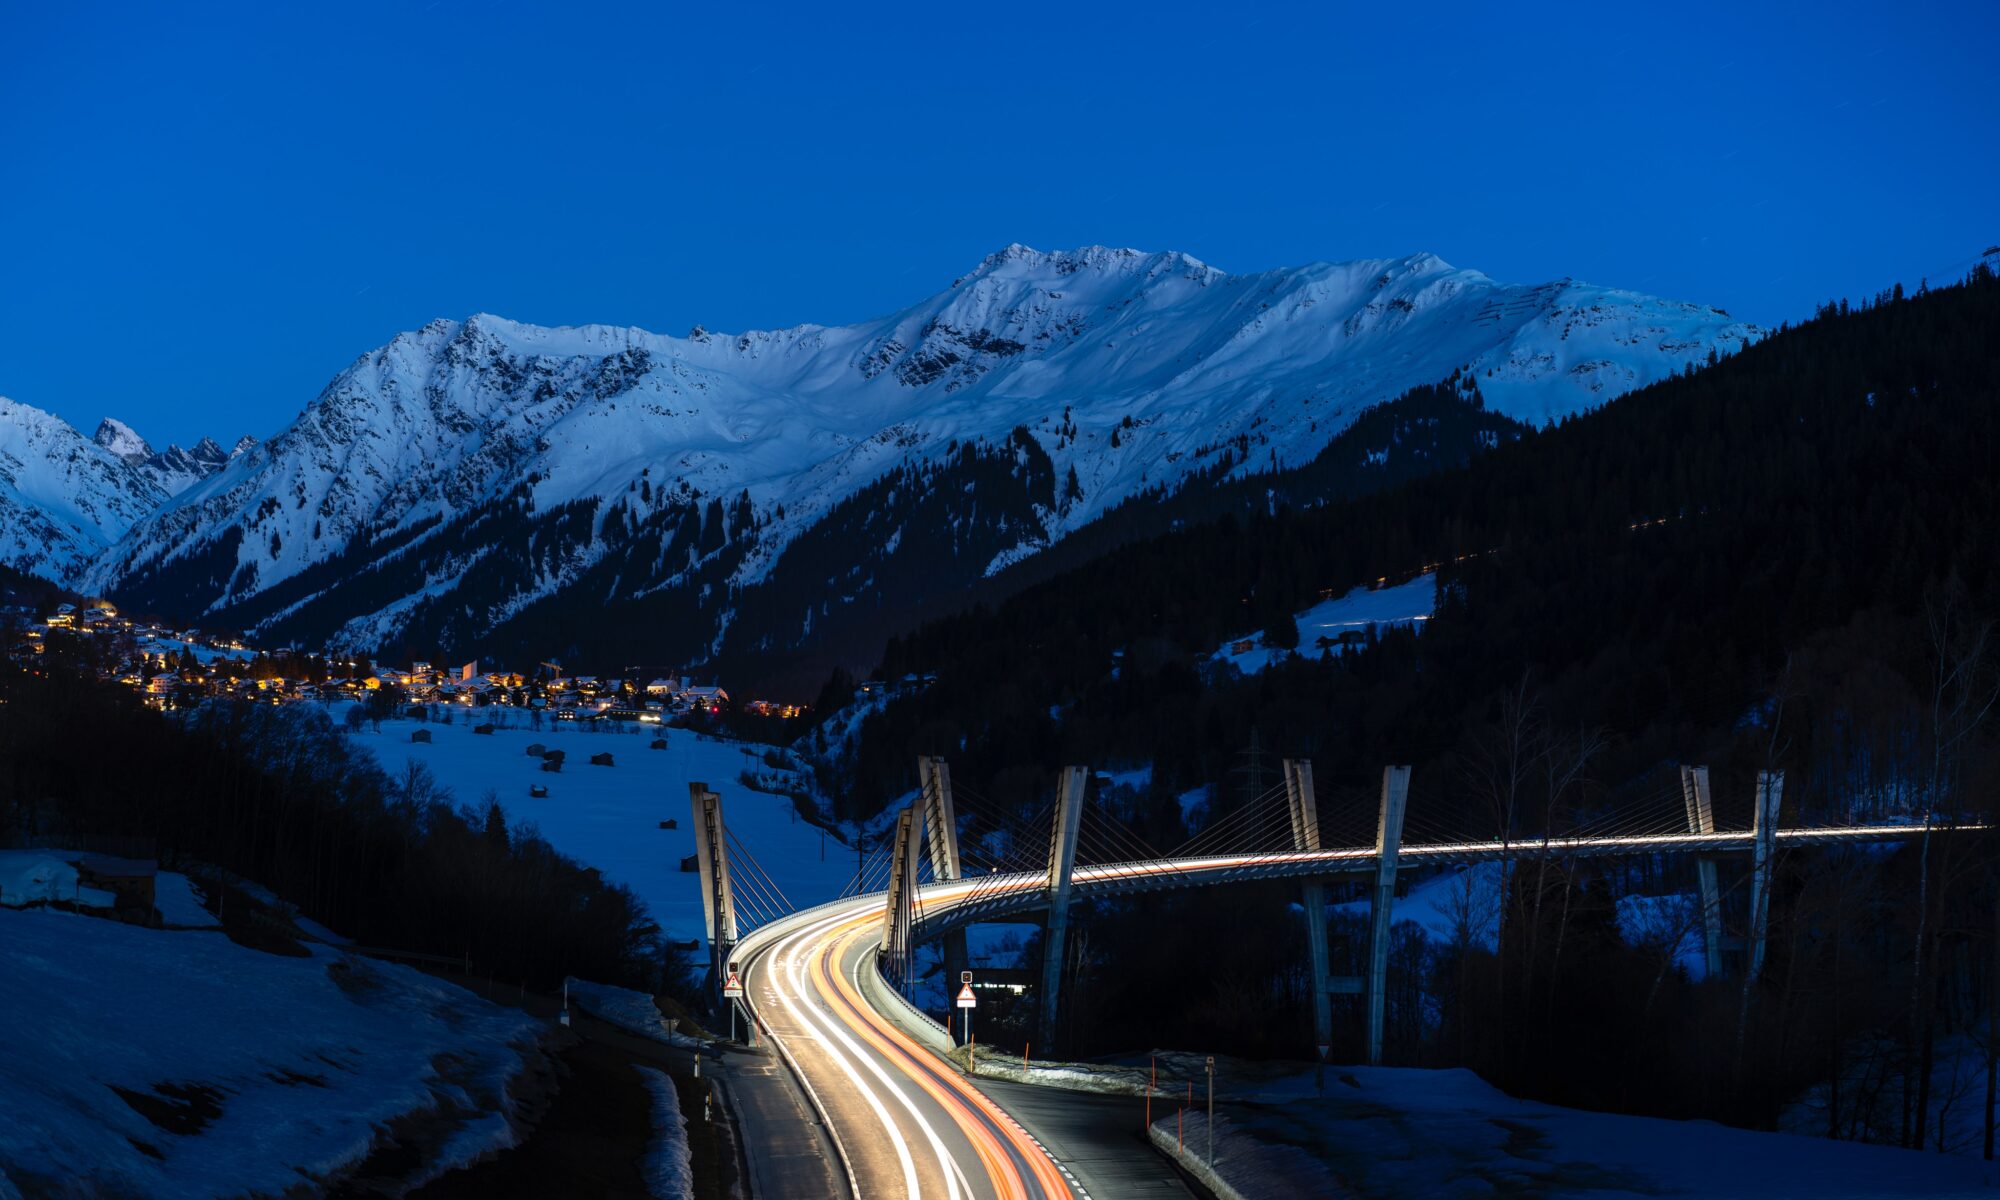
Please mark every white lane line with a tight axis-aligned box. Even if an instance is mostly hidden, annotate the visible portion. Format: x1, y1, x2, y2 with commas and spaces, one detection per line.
743, 935, 862, 1200
789, 917, 969, 1200
770, 914, 925, 1200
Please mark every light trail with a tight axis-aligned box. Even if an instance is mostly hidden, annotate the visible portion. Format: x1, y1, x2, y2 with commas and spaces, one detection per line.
745, 901, 1074, 1198
737, 820, 1976, 1198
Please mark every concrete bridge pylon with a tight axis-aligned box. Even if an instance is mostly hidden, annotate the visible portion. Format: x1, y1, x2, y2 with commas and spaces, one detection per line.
689, 782, 738, 990
916, 755, 970, 990
880, 802, 924, 981
1679, 765, 1727, 980
1038, 765, 1089, 1051
1289, 760, 1409, 1066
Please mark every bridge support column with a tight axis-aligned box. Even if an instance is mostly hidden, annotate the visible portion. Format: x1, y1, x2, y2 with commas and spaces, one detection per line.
1679, 765, 1726, 980
1746, 769, 1784, 982
1038, 765, 1088, 1051
919, 757, 969, 988
880, 803, 923, 985
1365, 766, 1411, 1066
690, 783, 738, 991
1283, 759, 1334, 1056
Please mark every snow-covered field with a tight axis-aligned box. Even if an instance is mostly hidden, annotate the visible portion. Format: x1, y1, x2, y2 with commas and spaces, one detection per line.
0, 907, 546, 1197
1146, 1058, 1998, 1198
1212, 571, 1435, 674
350, 708, 857, 945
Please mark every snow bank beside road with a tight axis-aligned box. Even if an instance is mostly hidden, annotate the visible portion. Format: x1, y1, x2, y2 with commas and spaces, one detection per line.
1143, 1059, 1997, 1198
0, 908, 547, 1196
635, 1066, 695, 1200
566, 977, 694, 1047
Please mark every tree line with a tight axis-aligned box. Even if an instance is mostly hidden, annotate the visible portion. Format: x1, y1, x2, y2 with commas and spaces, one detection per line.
0, 634, 690, 1000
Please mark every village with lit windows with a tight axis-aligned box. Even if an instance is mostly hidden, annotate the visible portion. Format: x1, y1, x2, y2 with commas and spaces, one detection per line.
5, 595, 803, 722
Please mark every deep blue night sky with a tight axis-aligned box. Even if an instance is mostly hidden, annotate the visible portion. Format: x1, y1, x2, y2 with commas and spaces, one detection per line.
3, 0, 1994, 445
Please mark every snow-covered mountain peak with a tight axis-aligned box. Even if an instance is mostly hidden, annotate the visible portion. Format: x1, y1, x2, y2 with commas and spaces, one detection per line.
0, 397, 164, 582
83, 416, 257, 502
66, 245, 1761, 665
94, 418, 153, 464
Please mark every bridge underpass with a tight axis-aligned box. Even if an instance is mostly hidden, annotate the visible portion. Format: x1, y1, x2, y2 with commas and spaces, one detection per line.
695, 764, 1978, 1200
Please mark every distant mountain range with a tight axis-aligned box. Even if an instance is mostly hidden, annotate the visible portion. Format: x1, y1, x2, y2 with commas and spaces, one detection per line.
0, 400, 250, 582
94, 418, 257, 498
0, 245, 1757, 686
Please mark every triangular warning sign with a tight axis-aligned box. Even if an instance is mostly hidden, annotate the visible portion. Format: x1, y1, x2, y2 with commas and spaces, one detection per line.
1317, 1043, 1330, 1060
723, 970, 745, 998
955, 983, 977, 1008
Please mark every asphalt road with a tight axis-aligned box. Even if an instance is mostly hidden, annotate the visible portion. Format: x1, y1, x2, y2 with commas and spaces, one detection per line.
972, 1077, 1198, 1200
742, 904, 1078, 1199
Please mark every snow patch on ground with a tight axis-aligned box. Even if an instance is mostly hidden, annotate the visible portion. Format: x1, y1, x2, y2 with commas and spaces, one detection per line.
1212, 572, 1435, 674
0, 908, 545, 1197
955, 1045, 1165, 1096
1333, 862, 1504, 951
152, 871, 220, 928
0, 850, 115, 909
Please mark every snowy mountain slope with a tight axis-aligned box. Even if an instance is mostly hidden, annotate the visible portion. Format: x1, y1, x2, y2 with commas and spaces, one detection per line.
0, 398, 166, 583
81, 246, 1758, 667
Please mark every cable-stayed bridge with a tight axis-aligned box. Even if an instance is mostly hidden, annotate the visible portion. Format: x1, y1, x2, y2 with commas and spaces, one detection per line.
689, 760, 1978, 1200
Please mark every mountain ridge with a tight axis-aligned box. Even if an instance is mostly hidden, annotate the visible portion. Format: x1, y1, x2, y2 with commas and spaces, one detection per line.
8, 246, 1758, 675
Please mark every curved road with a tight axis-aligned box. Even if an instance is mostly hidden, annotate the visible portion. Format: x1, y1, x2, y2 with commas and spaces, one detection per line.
743, 898, 1076, 1200
736, 824, 1965, 1199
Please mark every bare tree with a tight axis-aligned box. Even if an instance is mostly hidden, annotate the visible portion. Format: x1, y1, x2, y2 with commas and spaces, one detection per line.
1908, 584, 2000, 1148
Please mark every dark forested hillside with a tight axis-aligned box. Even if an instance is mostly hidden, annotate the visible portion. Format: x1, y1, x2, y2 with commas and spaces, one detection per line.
816, 267, 2000, 1143
836, 267, 2000, 821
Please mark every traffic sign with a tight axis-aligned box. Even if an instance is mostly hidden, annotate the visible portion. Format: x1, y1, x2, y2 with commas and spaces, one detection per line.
722, 969, 745, 999
955, 983, 977, 1009
1317, 1043, 1330, 1061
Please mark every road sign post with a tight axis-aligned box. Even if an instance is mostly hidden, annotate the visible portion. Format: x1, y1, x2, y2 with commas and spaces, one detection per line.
723, 964, 745, 1043
1205, 1055, 1215, 1165
955, 971, 977, 1073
